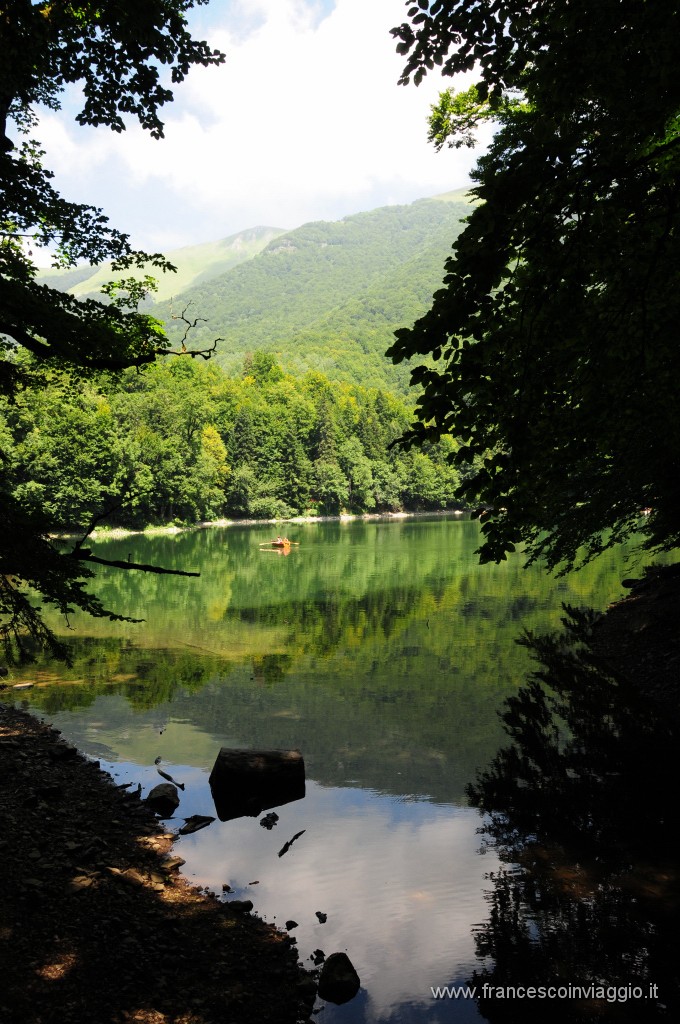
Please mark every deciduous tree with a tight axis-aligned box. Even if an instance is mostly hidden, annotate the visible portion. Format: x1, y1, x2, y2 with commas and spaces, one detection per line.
388, 0, 680, 571
0, 1, 224, 660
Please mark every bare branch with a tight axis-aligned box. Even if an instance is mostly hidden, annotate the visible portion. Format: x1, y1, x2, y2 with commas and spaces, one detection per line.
70, 548, 200, 578
164, 337, 221, 361
166, 300, 220, 359
171, 301, 206, 348
72, 489, 135, 552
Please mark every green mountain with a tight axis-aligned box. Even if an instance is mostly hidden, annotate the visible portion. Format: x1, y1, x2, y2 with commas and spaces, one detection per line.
158, 189, 474, 393
37, 190, 474, 393
36, 225, 286, 303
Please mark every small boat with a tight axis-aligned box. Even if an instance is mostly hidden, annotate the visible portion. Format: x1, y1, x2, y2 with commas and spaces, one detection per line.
259, 537, 299, 550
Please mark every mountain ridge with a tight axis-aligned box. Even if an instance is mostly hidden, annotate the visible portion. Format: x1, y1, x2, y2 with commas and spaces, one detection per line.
37, 224, 287, 302
38, 188, 474, 393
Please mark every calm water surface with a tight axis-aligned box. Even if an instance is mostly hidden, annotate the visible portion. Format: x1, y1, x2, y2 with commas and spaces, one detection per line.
11, 516, 651, 1021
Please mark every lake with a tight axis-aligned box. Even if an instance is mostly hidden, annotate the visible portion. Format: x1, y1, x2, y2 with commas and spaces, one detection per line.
10, 515, 659, 1022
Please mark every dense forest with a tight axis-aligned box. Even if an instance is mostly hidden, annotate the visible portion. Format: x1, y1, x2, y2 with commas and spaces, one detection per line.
1, 3, 473, 662
0, 349, 466, 533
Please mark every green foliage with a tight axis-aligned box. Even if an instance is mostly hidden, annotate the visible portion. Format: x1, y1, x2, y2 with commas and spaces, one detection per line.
389, 0, 680, 572
428, 85, 492, 151
0, 2, 224, 660
5, 374, 130, 529
1, 356, 464, 531
243, 350, 285, 386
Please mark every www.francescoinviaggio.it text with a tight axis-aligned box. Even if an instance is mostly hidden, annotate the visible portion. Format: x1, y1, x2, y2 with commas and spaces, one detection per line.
431, 982, 660, 1002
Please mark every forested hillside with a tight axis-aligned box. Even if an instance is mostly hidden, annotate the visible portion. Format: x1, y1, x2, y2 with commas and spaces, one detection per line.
37, 191, 474, 394
1, 352, 465, 532
157, 191, 473, 392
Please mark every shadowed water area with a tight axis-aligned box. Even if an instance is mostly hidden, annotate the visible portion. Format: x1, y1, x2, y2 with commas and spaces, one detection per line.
9, 516, 675, 1021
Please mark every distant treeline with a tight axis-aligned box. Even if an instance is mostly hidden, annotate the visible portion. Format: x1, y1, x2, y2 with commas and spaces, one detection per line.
1, 351, 469, 531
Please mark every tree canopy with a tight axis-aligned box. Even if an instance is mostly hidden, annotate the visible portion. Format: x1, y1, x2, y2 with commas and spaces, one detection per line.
0, 1, 224, 660
0, 353, 462, 530
388, 0, 680, 571
1, 0, 224, 371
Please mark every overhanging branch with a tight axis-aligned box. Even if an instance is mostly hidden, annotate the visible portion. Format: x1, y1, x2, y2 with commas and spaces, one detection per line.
70, 548, 200, 577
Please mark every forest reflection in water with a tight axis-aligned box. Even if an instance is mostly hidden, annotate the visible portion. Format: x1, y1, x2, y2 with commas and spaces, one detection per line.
467, 606, 679, 1023
17, 518, 652, 806
9, 518, 677, 1021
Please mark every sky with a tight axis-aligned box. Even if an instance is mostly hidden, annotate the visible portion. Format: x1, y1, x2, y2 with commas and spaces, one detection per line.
34, 0, 482, 255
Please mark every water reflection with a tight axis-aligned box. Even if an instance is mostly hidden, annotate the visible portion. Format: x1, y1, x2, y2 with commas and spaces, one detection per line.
467, 607, 680, 1022
8, 519, 670, 1022
15, 519, 652, 808
99, 763, 495, 1024
201, 788, 491, 1018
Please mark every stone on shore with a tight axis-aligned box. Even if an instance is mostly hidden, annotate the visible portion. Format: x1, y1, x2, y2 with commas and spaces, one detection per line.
317, 951, 360, 1004
0, 703, 316, 1024
145, 782, 180, 816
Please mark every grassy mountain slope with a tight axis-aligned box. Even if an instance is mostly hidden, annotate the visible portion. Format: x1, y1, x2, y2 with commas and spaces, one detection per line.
37, 225, 286, 302
158, 190, 474, 392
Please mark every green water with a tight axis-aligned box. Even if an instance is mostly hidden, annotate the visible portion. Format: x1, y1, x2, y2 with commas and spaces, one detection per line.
9, 516, 655, 1021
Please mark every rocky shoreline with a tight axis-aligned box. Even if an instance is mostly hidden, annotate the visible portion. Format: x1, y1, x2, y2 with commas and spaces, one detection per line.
49, 507, 466, 542
0, 705, 317, 1024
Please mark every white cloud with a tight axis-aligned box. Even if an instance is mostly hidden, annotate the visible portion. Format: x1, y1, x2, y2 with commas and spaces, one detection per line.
34, 0, 480, 251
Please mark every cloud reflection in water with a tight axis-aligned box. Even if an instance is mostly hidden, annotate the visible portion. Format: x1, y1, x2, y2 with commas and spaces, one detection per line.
174, 777, 495, 1021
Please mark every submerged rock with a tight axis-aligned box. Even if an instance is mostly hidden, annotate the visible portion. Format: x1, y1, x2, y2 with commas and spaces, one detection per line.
318, 952, 360, 1005
209, 747, 305, 821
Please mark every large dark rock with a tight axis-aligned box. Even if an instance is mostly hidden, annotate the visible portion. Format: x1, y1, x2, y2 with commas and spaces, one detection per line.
226, 899, 253, 914
317, 952, 360, 1005
209, 748, 305, 821
145, 782, 180, 817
